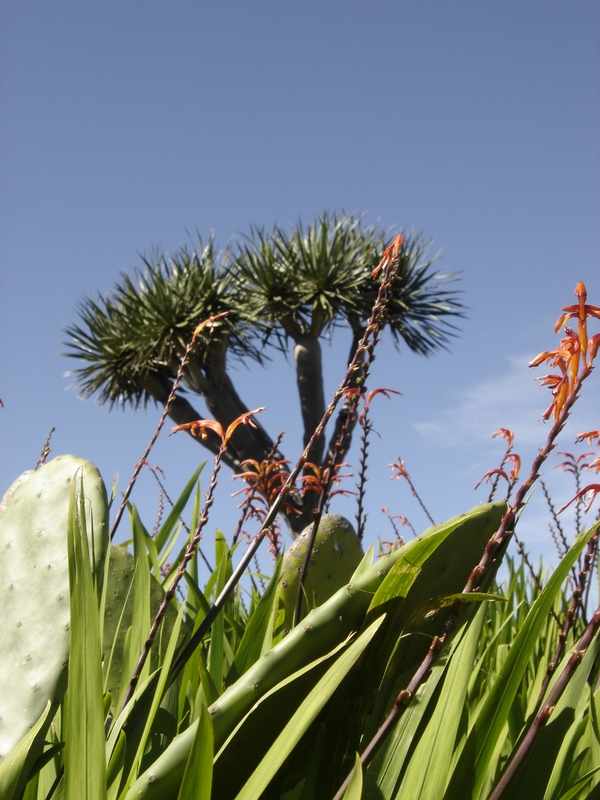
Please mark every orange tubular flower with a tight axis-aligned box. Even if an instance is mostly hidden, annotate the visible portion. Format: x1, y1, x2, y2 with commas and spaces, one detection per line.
171, 408, 265, 448
474, 468, 510, 490
575, 431, 600, 445
506, 453, 521, 482
372, 234, 403, 278
530, 327, 584, 420
365, 387, 402, 408
492, 428, 515, 450
558, 484, 600, 514
389, 458, 409, 480
193, 311, 229, 338
554, 281, 600, 366
589, 334, 600, 363
171, 418, 224, 441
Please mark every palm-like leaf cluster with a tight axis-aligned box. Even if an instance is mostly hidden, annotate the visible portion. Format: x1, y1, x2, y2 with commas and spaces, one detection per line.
235, 212, 384, 342
63, 212, 464, 531
64, 239, 261, 409
235, 212, 463, 352
65, 213, 464, 407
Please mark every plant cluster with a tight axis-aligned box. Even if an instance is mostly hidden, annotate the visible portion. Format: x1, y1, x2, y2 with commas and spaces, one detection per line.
1, 246, 600, 800
63, 212, 463, 532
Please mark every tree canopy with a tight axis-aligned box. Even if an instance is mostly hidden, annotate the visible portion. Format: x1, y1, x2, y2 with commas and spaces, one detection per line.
64, 211, 464, 533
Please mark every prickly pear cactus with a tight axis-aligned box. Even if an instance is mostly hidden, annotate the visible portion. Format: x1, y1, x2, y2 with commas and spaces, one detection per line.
102, 544, 189, 714
277, 514, 364, 634
0, 456, 108, 764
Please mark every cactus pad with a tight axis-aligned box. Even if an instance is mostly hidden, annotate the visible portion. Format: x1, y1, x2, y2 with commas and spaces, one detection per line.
277, 514, 364, 633
102, 544, 189, 714
0, 456, 108, 764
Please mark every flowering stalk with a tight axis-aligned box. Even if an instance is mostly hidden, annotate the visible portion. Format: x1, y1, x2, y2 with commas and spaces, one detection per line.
110, 312, 228, 540
231, 432, 286, 553
170, 236, 405, 681
335, 281, 599, 799
118, 406, 262, 713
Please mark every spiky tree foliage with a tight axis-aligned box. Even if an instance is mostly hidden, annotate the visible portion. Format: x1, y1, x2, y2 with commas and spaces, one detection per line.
64, 212, 463, 533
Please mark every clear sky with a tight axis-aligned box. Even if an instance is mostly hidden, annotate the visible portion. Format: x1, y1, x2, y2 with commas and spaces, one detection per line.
1, 1, 599, 580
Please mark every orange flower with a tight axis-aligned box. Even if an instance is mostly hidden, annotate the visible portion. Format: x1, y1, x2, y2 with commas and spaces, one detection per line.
372, 234, 403, 278
589, 334, 600, 363
492, 428, 514, 450
365, 387, 401, 407
171, 407, 265, 448
474, 468, 510, 490
554, 281, 600, 366
575, 430, 600, 445
474, 455, 520, 490
506, 453, 521, 482
193, 311, 229, 338
558, 484, 600, 514
389, 458, 409, 479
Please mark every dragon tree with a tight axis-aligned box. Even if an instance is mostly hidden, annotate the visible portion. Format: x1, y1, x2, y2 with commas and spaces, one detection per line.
64, 212, 463, 533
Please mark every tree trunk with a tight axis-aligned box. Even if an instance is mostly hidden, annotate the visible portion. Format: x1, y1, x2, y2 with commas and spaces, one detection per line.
293, 335, 326, 466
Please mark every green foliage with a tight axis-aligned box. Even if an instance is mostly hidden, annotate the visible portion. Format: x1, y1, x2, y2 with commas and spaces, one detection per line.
4, 272, 600, 799
0, 456, 108, 785
1, 453, 599, 800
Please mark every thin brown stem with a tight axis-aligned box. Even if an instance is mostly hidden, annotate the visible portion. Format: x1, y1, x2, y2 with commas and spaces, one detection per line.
146, 463, 213, 572
110, 331, 201, 540
119, 443, 226, 713
489, 601, 600, 800
169, 248, 402, 682
334, 365, 593, 799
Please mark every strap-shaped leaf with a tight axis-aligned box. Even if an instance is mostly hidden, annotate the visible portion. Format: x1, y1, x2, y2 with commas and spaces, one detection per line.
444, 523, 598, 800
64, 478, 107, 800
234, 617, 385, 800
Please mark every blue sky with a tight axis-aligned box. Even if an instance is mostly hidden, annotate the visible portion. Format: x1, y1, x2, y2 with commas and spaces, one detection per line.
1, 1, 599, 579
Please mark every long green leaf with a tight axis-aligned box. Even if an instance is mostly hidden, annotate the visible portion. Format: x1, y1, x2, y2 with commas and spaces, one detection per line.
365, 618, 465, 799
154, 465, 203, 556
117, 510, 152, 712
177, 705, 213, 800
343, 754, 363, 800
234, 617, 385, 800
226, 559, 282, 684
0, 701, 54, 800
398, 601, 488, 798
208, 532, 231, 693
64, 479, 106, 800
126, 602, 185, 792
444, 523, 598, 800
